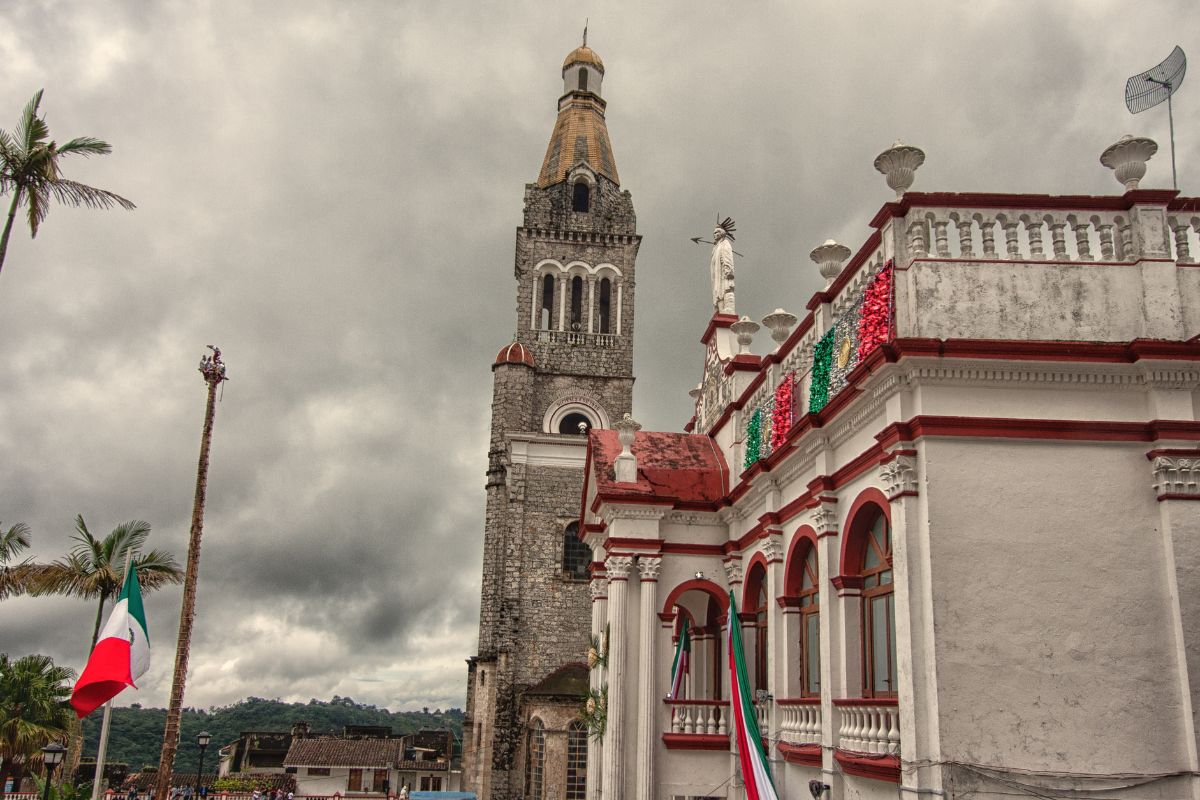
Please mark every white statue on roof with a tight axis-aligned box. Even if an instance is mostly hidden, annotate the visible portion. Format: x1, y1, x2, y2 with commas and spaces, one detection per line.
709, 217, 736, 315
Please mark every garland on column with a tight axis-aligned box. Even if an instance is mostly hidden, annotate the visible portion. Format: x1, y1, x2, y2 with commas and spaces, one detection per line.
743, 408, 764, 470
769, 372, 795, 450
808, 329, 836, 414
857, 259, 894, 360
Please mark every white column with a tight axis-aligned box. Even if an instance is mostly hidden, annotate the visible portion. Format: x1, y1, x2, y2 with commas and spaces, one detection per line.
636, 557, 662, 800
615, 280, 623, 335
601, 556, 633, 800
557, 275, 567, 331
587, 276, 597, 333
588, 577, 609, 800
530, 274, 540, 330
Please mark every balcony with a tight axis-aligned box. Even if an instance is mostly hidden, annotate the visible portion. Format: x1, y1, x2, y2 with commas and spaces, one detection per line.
662, 699, 728, 750
833, 698, 900, 782
776, 698, 821, 766
536, 330, 620, 347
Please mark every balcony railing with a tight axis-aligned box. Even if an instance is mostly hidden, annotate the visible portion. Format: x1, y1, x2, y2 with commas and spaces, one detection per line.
777, 698, 821, 746
665, 699, 728, 736
536, 330, 620, 347
833, 698, 900, 755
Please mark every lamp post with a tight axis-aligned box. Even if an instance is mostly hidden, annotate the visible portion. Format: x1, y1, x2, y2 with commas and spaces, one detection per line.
194, 733, 210, 799
41, 743, 66, 800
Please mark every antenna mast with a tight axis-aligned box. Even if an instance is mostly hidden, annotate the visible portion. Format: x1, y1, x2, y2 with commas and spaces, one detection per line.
1125, 46, 1187, 189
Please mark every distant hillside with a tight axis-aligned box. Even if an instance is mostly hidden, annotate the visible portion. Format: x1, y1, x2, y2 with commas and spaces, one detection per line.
81, 697, 463, 772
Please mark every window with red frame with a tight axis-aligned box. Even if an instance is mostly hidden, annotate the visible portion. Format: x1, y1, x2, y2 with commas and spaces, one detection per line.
797, 545, 821, 697
860, 510, 896, 697
744, 562, 770, 693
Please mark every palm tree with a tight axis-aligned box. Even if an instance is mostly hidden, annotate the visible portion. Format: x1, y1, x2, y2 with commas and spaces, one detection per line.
0, 522, 36, 600
0, 653, 75, 798
34, 516, 183, 651
0, 90, 135, 278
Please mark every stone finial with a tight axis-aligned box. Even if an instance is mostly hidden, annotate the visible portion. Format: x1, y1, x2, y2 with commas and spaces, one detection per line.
761, 308, 798, 347
874, 140, 925, 198
809, 240, 852, 285
613, 413, 641, 483
1101, 135, 1158, 191
688, 384, 702, 401
729, 316, 759, 355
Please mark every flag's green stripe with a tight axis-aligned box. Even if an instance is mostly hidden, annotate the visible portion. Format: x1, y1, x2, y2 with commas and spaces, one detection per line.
121, 565, 149, 642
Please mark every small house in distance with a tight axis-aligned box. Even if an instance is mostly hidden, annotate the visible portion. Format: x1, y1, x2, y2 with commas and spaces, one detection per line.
283, 729, 459, 795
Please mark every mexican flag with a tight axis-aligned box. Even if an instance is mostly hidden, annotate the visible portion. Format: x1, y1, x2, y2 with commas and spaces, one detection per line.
727, 593, 779, 800
668, 616, 690, 699
71, 565, 150, 718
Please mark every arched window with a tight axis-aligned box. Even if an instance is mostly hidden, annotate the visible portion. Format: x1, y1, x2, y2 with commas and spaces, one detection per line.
525, 718, 545, 799
565, 721, 587, 800
797, 544, 820, 697
859, 509, 895, 697
540, 274, 554, 330
707, 594, 724, 700
572, 181, 590, 212
578, 67, 589, 93
744, 562, 769, 693
598, 278, 611, 334
558, 412, 592, 435
563, 521, 592, 580
570, 275, 584, 329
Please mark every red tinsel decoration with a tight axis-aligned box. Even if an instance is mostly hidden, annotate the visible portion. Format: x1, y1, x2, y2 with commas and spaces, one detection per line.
770, 372, 795, 451
856, 260, 894, 360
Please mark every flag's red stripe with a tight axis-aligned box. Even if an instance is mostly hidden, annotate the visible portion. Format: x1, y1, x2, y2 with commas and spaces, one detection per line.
71, 638, 133, 718
727, 628, 761, 800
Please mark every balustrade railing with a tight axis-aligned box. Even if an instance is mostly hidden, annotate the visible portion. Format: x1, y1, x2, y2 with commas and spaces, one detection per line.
536, 330, 620, 347
665, 699, 729, 737
833, 698, 900, 755
777, 698, 821, 746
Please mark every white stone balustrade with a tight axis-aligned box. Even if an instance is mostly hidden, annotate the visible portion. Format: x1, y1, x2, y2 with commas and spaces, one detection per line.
835, 700, 900, 755
905, 207, 1143, 264
537, 330, 621, 347
665, 700, 728, 737
777, 700, 821, 746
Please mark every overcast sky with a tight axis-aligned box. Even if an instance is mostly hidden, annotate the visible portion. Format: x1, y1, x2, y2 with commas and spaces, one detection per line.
0, 1, 1194, 716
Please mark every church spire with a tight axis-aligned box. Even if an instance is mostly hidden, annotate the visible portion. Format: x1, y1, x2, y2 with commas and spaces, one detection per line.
536, 37, 619, 187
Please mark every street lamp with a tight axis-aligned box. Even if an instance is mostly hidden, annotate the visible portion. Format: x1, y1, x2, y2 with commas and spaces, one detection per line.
194, 732, 211, 799
41, 743, 66, 800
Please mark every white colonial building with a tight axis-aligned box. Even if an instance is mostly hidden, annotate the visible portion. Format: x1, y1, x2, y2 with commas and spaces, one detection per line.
578, 139, 1200, 800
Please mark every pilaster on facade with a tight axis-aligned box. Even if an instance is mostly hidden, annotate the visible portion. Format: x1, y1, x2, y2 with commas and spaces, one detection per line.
723, 557, 743, 586
1151, 452, 1200, 500
880, 452, 919, 500
810, 500, 840, 538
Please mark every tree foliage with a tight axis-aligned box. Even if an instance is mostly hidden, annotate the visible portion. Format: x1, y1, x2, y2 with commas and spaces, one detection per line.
0, 89, 135, 278
81, 697, 464, 773
0, 653, 76, 791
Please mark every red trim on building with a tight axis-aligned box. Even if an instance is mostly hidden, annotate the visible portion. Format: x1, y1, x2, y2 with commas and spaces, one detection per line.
839, 488, 892, 580
660, 578, 730, 617
701, 314, 739, 345
777, 742, 822, 766
603, 537, 664, 552
833, 751, 901, 782
661, 733, 729, 751
784, 527, 820, 596
660, 542, 726, 556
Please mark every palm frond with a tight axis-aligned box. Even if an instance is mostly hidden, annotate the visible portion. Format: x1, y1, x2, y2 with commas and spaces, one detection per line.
131, 549, 184, 590
47, 179, 136, 211
56, 137, 112, 158
26, 182, 48, 238
0, 522, 32, 564
17, 90, 47, 152
0, 561, 42, 600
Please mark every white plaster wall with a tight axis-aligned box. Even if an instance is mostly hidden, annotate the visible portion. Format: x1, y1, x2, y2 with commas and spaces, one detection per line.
923, 438, 1189, 773
903, 260, 1147, 341
1181, 267, 1200, 338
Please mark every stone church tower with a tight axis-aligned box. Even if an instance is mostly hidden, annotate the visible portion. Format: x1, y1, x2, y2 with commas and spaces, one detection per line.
464, 38, 639, 800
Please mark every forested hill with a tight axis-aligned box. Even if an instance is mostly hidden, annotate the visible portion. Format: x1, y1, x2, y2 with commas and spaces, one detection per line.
82, 697, 464, 773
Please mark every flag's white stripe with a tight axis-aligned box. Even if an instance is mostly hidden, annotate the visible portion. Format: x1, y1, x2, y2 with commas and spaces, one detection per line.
95, 596, 150, 683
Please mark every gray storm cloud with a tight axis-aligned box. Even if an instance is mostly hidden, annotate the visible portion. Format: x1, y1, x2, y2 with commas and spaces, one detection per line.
0, 0, 1192, 711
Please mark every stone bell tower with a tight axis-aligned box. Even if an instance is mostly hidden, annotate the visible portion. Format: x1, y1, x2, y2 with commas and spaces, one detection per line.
463, 35, 640, 800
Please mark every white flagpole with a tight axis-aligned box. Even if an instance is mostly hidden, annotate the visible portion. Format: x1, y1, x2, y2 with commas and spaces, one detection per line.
90, 551, 133, 800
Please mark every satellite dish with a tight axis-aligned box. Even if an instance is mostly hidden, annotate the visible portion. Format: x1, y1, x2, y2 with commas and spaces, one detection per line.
1125, 46, 1186, 188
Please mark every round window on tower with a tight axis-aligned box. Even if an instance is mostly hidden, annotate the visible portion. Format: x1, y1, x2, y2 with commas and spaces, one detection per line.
559, 412, 593, 435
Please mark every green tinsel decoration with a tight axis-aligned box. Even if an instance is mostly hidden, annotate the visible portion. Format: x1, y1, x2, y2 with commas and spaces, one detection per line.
744, 408, 763, 469
809, 329, 836, 414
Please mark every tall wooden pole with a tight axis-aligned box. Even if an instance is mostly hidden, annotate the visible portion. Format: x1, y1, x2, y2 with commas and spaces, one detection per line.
154, 347, 227, 800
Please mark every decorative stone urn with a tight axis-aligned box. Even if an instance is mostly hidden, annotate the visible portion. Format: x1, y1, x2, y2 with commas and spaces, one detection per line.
809, 240, 852, 285
761, 308, 798, 347
613, 413, 642, 483
1100, 135, 1158, 191
874, 140, 926, 198
729, 316, 760, 355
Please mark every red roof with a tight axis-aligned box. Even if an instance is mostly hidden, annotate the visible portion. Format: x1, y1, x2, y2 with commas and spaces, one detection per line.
494, 342, 535, 368
587, 429, 729, 506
